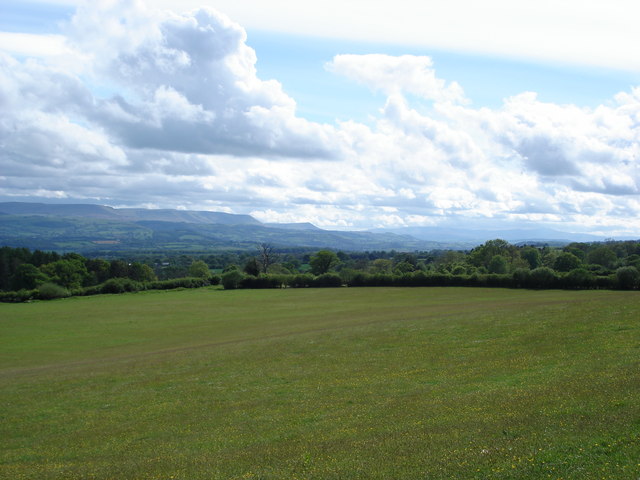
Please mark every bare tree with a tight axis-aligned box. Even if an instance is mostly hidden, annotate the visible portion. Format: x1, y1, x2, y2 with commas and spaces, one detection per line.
258, 243, 278, 273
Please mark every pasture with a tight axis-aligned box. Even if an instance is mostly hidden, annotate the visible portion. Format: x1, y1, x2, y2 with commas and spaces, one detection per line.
1, 287, 639, 479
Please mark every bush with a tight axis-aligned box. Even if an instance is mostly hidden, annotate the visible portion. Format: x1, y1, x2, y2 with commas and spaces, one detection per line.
221, 270, 244, 290
512, 269, 531, 289
101, 278, 144, 294
80, 284, 103, 296
148, 277, 209, 290
0, 289, 38, 303
563, 268, 595, 289
615, 266, 640, 290
311, 273, 343, 287
209, 275, 221, 286
239, 275, 284, 289
37, 282, 70, 300
528, 267, 558, 289
595, 275, 615, 290
288, 274, 314, 288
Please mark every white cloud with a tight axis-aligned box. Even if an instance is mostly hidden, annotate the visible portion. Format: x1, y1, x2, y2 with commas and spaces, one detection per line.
1, 2, 640, 235
327, 55, 466, 104
0, 33, 71, 57
66, 2, 341, 158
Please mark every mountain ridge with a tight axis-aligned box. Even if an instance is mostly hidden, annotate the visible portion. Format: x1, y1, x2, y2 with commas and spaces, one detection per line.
0, 202, 629, 254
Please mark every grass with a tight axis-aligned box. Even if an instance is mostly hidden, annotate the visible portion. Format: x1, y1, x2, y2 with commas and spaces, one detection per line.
1, 287, 639, 479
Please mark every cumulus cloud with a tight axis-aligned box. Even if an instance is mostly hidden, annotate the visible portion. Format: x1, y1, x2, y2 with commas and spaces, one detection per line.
327, 54, 466, 104
1, 0, 340, 170
73, 2, 340, 158
324, 53, 640, 230
1, 2, 640, 235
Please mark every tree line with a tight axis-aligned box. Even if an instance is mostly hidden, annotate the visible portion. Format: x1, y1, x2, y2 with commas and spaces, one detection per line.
1, 239, 640, 301
0, 246, 219, 302
220, 239, 640, 291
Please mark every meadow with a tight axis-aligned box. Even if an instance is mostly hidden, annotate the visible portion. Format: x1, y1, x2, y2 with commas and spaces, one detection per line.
1, 287, 639, 479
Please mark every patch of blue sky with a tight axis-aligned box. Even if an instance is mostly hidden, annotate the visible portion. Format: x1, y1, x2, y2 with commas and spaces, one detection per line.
247, 30, 640, 125
0, 0, 75, 34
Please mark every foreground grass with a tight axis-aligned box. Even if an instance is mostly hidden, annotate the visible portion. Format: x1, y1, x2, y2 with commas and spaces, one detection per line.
1, 287, 639, 479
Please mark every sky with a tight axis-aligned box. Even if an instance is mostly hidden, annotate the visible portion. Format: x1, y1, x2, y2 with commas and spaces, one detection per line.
1, 0, 639, 236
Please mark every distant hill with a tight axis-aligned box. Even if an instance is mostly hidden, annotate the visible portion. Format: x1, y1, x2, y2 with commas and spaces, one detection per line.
372, 226, 610, 245
264, 222, 321, 231
0, 202, 259, 226
2, 202, 624, 255
0, 202, 452, 253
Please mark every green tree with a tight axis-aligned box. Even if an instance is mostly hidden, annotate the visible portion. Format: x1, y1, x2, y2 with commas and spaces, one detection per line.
616, 266, 640, 290
529, 267, 557, 289
85, 258, 111, 284
188, 260, 210, 279
129, 262, 157, 282
109, 260, 129, 278
393, 261, 415, 275
221, 270, 244, 290
468, 239, 516, 269
40, 259, 90, 289
243, 257, 260, 276
11, 263, 49, 290
309, 250, 339, 275
587, 246, 617, 269
370, 258, 392, 274
488, 255, 508, 274
554, 252, 582, 272
564, 268, 595, 289
520, 247, 542, 269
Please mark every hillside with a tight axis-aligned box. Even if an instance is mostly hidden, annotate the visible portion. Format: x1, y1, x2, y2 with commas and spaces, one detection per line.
0, 202, 457, 253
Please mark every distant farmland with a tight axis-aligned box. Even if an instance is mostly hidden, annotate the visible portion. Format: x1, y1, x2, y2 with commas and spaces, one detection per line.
1, 287, 639, 479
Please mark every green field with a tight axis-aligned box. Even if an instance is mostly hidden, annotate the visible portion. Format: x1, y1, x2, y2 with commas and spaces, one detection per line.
1, 287, 639, 479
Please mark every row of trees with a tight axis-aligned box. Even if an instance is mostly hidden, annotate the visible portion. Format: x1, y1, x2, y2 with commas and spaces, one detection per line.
222, 240, 640, 290
219, 266, 640, 291
2, 239, 640, 300
0, 247, 218, 300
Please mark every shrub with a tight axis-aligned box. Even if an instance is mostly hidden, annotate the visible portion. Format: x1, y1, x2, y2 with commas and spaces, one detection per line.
101, 278, 143, 294
37, 282, 70, 300
563, 268, 595, 289
615, 266, 640, 290
239, 275, 284, 289
345, 273, 366, 287
80, 284, 103, 296
450, 265, 466, 275
595, 275, 615, 290
148, 277, 209, 290
288, 274, 315, 288
488, 255, 508, 274
0, 289, 38, 303
311, 273, 343, 287
528, 267, 558, 289
512, 268, 531, 289
221, 270, 244, 290
483, 274, 512, 288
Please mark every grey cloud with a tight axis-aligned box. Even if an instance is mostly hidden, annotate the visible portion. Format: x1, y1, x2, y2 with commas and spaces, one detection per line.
571, 178, 639, 196
511, 199, 559, 215
124, 151, 217, 176
246, 174, 283, 188
513, 136, 579, 176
